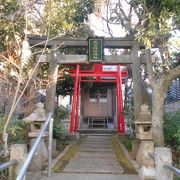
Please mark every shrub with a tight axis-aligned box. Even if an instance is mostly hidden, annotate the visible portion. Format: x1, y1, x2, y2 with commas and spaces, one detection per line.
53, 120, 68, 140
0, 115, 28, 144
53, 106, 69, 140
163, 112, 180, 151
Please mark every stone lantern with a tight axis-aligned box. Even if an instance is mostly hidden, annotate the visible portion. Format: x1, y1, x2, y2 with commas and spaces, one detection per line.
23, 102, 48, 172
135, 104, 152, 140
135, 104, 155, 179
24, 102, 48, 138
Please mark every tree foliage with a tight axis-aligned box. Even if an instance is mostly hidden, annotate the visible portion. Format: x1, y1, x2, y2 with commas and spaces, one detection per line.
98, 0, 180, 146
163, 112, 180, 151
0, 0, 95, 155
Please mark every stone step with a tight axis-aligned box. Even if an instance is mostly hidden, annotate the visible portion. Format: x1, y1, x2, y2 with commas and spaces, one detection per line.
69, 158, 120, 165
74, 152, 117, 159
79, 129, 117, 134
79, 147, 114, 152
63, 163, 124, 174
39, 173, 140, 180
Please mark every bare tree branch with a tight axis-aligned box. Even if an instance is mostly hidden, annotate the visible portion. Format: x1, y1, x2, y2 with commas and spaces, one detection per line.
161, 64, 180, 92
105, 0, 113, 37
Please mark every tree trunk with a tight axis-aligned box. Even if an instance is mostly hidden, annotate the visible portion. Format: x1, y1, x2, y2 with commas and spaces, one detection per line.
152, 87, 165, 146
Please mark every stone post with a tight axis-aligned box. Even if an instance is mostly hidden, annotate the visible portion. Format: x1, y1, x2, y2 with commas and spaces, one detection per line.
9, 144, 27, 180
45, 45, 59, 114
155, 147, 173, 180
132, 43, 142, 120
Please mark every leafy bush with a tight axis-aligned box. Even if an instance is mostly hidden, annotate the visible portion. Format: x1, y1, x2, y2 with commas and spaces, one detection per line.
54, 106, 68, 121
0, 115, 28, 144
53, 106, 69, 140
53, 121, 68, 140
163, 112, 180, 151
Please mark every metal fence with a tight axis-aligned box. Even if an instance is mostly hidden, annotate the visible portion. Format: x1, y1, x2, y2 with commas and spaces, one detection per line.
0, 160, 17, 171
148, 152, 180, 177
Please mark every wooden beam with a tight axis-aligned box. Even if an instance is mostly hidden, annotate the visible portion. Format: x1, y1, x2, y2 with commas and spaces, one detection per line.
29, 36, 145, 49
36, 54, 146, 64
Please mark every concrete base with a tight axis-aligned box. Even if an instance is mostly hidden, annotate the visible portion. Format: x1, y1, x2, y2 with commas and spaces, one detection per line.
139, 166, 155, 180
67, 133, 80, 141
28, 139, 48, 172
45, 139, 57, 154
131, 139, 141, 159
26, 172, 41, 180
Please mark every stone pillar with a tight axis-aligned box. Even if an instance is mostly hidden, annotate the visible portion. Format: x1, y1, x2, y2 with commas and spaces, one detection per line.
132, 44, 142, 120
155, 147, 173, 180
136, 141, 155, 179
45, 45, 59, 114
9, 144, 27, 180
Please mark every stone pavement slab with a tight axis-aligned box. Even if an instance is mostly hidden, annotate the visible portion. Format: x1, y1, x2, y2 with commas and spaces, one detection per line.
50, 135, 138, 179
39, 173, 140, 180
74, 152, 117, 158
79, 147, 114, 152
70, 157, 119, 164
63, 135, 124, 174
80, 144, 113, 148
63, 164, 124, 174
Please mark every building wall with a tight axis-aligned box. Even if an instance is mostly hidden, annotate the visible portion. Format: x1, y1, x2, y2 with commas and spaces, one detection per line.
83, 89, 113, 117
164, 101, 180, 112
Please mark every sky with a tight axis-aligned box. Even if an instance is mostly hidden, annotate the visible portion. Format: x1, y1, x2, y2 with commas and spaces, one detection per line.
88, 14, 126, 37
59, 4, 127, 107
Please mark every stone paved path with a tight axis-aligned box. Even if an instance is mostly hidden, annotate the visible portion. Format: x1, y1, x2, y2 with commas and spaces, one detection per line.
63, 135, 124, 174
38, 135, 140, 180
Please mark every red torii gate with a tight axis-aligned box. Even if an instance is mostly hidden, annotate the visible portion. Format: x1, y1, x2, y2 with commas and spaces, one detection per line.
68, 63, 128, 134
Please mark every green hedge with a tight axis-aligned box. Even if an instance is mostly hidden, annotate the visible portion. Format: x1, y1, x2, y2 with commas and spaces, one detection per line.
163, 112, 180, 151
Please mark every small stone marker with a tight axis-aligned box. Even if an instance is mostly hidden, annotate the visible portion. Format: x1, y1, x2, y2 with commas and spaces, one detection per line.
155, 147, 173, 180
9, 144, 27, 180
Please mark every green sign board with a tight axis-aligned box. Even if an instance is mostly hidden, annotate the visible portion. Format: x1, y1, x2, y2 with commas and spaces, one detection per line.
88, 37, 103, 63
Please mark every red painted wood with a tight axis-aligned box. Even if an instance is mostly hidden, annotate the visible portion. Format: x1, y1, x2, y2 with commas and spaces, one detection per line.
80, 80, 117, 83
70, 64, 80, 133
116, 74, 121, 133
74, 80, 81, 132
69, 73, 127, 77
117, 65, 125, 134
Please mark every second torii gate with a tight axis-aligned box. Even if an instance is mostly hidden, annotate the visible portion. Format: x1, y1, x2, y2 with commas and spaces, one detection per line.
68, 63, 128, 134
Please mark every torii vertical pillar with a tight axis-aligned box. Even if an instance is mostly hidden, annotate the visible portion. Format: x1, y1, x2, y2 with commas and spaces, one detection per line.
74, 79, 81, 132
70, 64, 80, 133
45, 45, 59, 114
116, 65, 125, 134
132, 43, 142, 120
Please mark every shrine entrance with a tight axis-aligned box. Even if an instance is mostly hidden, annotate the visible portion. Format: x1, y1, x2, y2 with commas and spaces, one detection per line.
67, 63, 128, 134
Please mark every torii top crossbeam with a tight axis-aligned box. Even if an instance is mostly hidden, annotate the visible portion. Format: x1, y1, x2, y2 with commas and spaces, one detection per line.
68, 64, 128, 83
29, 36, 145, 49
